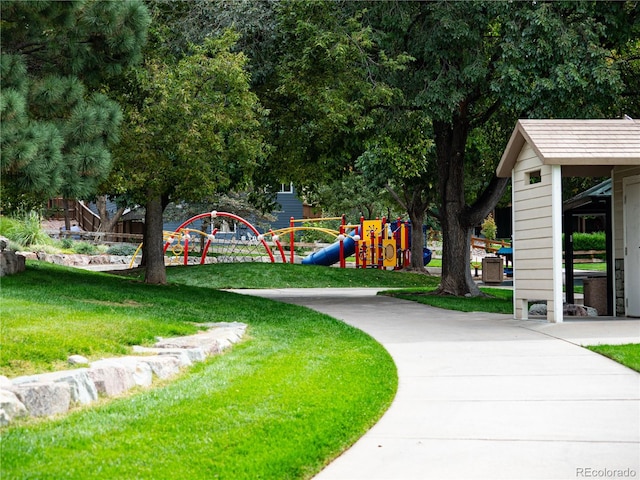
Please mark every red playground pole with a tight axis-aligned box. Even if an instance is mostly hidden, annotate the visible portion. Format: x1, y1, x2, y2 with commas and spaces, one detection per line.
339, 220, 345, 268
270, 229, 287, 263
289, 217, 295, 264
183, 231, 189, 266
200, 228, 218, 264
404, 221, 410, 267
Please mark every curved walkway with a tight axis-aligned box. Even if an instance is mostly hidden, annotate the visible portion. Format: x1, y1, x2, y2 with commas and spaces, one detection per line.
234, 288, 640, 480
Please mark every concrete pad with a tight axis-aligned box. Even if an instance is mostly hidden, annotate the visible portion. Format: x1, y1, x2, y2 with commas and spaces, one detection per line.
233, 289, 640, 480
522, 319, 640, 346
316, 438, 639, 480
399, 373, 640, 401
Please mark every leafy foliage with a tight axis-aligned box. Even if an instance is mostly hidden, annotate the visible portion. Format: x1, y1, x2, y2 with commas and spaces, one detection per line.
571, 232, 606, 252
1, 211, 52, 247
105, 244, 139, 256
0, 0, 150, 212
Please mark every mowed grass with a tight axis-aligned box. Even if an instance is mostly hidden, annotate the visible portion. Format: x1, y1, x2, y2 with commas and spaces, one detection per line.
2, 261, 397, 479
588, 344, 640, 372
381, 287, 513, 314
119, 261, 441, 289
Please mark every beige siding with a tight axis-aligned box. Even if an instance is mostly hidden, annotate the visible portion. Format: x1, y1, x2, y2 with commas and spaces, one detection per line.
513, 147, 555, 319
499, 119, 640, 322
612, 166, 640, 258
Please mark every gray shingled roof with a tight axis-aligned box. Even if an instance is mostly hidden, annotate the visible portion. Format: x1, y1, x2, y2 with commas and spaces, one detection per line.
496, 118, 640, 177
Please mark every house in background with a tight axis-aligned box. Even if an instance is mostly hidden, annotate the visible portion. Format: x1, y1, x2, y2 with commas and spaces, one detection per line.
496, 118, 640, 322
48, 183, 318, 238
270, 183, 321, 232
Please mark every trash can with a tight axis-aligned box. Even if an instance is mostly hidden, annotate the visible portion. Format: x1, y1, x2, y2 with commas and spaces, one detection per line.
482, 256, 503, 285
583, 277, 607, 316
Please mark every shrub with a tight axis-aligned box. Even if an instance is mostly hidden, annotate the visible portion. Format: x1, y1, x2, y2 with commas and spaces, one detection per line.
481, 214, 497, 241
106, 244, 138, 256
0, 216, 20, 236
572, 232, 606, 251
72, 242, 99, 255
6, 212, 52, 247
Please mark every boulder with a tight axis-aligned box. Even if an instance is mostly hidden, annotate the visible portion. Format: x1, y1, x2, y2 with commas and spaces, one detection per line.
0, 375, 15, 392
132, 346, 206, 365
15, 382, 71, 417
564, 304, 588, 316
154, 322, 247, 355
528, 303, 548, 316
528, 303, 598, 317
584, 305, 599, 316
89, 255, 111, 265
0, 250, 26, 276
0, 389, 28, 426
68, 355, 90, 366
13, 369, 99, 405
137, 355, 181, 379
97, 357, 153, 388
88, 361, 136, 397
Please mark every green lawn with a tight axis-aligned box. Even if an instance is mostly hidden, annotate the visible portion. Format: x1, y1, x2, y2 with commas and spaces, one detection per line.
3, 260, 636, 478
381, 286, 513, 314
588, 344, 640, 372
121, 261, 441, 289
2, 262, 398, 479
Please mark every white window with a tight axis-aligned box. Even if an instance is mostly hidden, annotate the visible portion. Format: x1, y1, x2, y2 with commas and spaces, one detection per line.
279, 183, 293, 193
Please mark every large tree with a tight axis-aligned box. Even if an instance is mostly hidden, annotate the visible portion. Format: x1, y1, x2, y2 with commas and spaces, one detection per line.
0, 0, 150, 217
262, 1, 635, 295
109, 30, 266, 284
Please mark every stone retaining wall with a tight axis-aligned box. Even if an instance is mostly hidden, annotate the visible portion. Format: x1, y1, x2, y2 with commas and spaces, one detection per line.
0, 322, 247, 426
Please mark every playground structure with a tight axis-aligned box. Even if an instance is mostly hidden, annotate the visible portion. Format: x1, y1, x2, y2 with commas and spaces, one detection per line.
129, 211, 429, 270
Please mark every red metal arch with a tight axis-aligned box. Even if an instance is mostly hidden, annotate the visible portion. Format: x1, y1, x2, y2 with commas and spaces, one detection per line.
166, 211, 275, 263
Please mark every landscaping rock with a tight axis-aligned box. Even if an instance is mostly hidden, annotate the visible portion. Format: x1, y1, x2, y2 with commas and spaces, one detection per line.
88, 361, 136, 397
584, 306, 599, 316
0, 389, 28, 426
99, 357, 153, 388
528, 303, 548, 316
528, 303, 599, 317
2, 323, 247, 425
68, 354, 90, 366
137, 356, 182, 379
0, 375, 15, 392
17, 251, 38, 261
154, 322, 247, 354
132, 346, 206, 365
0, 250, 26, 276
13, 369, 99, 405
564, 304, 588, 316
15, 382, 71, 417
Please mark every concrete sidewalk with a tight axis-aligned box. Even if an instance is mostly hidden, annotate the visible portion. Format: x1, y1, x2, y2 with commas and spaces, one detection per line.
233, 288, 640, 480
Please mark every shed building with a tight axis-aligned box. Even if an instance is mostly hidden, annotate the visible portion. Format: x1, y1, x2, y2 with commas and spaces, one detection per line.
496, 118, 640, 322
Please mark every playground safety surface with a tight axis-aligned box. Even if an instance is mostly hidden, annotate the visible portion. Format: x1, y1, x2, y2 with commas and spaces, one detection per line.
231, 288, 640, 480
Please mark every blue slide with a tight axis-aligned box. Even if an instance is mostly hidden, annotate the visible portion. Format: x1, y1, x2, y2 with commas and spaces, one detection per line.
301, 228, 359, 266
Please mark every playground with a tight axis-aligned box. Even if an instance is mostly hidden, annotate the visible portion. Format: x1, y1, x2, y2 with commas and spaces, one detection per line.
130, 211, 434, 270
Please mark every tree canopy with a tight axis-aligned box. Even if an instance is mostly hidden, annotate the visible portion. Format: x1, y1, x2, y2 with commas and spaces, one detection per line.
0, 0, 150, 212
260, 1, 638, 294
109, 26, 267, 283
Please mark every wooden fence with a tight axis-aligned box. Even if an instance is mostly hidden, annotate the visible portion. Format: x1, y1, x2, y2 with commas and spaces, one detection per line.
471, 236, 511, 253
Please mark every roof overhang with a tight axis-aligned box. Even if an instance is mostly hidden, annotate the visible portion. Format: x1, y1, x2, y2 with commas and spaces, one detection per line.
496, 118, 640, 178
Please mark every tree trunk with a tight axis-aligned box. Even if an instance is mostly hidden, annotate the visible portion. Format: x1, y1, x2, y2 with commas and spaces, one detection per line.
96, 195, 126, 233
143, 195, 166, 284
433, 117, 510, 297
63, 198, 73, 231
433, 118, 481, 296
406, 205, 425, 270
